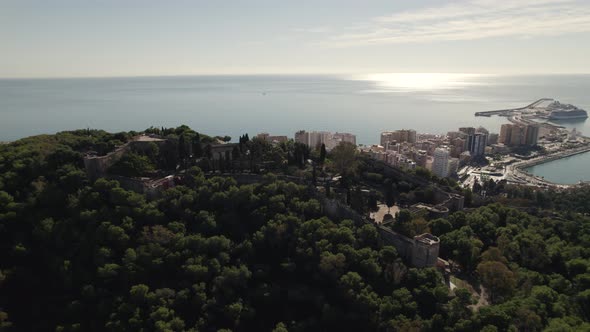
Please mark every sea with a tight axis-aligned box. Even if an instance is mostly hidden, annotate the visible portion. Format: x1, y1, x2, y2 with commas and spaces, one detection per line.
1, 73, 589, 183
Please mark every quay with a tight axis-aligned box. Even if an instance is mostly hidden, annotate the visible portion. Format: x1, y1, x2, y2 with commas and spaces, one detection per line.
507, 144, 590, 188
474, 98, 553, 117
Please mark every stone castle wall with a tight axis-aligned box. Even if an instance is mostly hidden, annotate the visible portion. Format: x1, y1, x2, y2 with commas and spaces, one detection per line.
316, 191, 440, 267
83, 136, 167, 180
84, 145, 130, 180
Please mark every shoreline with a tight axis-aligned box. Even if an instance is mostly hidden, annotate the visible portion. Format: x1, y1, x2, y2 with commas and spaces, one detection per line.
509, 145, 590, 188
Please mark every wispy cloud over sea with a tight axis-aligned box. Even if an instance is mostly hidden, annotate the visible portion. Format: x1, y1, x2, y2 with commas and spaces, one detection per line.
315, 0, 590, 47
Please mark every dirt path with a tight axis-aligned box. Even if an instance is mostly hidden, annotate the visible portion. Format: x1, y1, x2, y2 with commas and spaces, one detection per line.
470, 285, 489, 311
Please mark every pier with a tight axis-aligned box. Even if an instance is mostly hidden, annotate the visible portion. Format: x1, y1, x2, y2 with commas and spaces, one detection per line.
474, 98, 553, 117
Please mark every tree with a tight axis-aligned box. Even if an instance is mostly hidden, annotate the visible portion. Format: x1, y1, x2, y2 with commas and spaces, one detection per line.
476, 261, 516, 303
178, 134, 187, 160
367, 191, 378, 212
428, 218, 452, 236
4, 126, 590, 331
319, 143, 327, 165
463, 188, 473, 206
330, 142, 358, 182
108, 152, 155, 177
350, 186, 364, 213
192, 133, 203, 158
392, 210, 413, 237
384, 181, 396, 213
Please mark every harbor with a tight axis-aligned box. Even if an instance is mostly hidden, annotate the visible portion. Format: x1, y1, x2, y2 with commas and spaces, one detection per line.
466, 98, 590, 188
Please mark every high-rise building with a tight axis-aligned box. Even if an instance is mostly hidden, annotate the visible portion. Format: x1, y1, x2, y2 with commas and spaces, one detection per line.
488, 133, 499, 145
453, 137, 466, 149
510, 125, 527, 146
447, 158, 459, 176
447, 131, 463, 140
465, 132, 487, 156
525, 125, 539, 146
459, 127, 476, 136
414, 150, 428, 167
257, 133, 288, 144
295, 130, 309, 145
403, 129, 417, 144
380, 132, 396, 148
433, 147, 450, 178
476, 126, 489, 135
380, 129, 416, 147
295, 130, 356, 151
499, 124, 513, 144
333, 132, 356, 145
306, 131, 330, 149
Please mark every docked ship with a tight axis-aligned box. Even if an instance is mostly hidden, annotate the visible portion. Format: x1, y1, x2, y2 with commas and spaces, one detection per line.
547, 101, 588, 120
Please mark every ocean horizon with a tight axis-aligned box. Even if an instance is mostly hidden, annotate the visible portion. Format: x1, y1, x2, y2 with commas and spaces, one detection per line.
1, 73, 589, 144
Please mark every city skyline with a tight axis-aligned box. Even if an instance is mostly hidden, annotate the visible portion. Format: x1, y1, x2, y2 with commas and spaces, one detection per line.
2, 0, 590, 78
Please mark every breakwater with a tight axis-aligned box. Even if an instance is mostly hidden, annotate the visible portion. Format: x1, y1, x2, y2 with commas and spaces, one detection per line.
474, 98, 552, 117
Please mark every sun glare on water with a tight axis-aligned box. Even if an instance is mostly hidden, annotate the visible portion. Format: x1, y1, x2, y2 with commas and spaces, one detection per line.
356, 73, 486, 92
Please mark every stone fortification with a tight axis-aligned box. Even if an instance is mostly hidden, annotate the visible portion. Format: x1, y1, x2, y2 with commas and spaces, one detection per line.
83, 135, 166, 180
317, 191, 440, 268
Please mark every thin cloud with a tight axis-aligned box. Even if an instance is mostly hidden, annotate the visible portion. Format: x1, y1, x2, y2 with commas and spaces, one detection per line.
292, 26, 332, 33
319, 0, 590, 47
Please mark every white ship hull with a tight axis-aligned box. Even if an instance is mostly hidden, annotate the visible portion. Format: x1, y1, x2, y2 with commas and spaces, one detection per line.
549, 114, 588, 120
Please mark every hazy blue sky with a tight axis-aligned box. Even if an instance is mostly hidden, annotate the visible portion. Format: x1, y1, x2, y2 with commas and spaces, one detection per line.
2, 0, 590, 78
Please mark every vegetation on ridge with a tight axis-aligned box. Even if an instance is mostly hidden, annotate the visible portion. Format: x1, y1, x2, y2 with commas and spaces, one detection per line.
0, 126, 589, 331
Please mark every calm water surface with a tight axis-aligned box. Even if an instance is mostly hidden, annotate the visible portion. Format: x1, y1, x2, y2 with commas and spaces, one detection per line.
525, 151, 590, 185
1, 73, 589, 182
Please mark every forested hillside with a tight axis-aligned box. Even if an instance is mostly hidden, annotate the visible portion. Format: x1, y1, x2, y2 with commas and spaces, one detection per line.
0, 129, 589, 331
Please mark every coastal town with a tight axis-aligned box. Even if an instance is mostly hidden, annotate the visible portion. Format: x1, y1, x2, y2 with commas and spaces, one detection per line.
254, 99, 589, 190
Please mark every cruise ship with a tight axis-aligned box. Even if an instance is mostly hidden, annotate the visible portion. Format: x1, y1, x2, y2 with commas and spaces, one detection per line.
547, 101, 588, 120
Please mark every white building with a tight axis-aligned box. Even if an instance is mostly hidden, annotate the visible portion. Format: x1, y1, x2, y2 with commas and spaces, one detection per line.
447, 158, 459, 176
333, 132, 357, 145
295, 130, 356, 151
433, 147, 450, 178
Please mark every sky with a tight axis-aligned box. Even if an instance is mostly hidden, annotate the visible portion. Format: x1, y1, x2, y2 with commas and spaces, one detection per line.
2, 0, 590, 78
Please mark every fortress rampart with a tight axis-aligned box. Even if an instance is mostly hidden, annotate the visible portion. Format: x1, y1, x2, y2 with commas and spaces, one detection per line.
83, 135, 166, 180
318, 192, 440, 267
